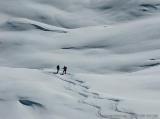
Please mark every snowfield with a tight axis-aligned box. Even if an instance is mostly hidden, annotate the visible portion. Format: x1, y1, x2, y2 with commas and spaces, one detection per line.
0, 0, 160, 119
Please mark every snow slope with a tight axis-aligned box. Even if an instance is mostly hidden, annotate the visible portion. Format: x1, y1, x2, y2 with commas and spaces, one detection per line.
0, 0, 160, 119
1, 0, 160, 28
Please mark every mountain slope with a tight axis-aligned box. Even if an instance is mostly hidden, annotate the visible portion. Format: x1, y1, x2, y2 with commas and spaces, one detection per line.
0, 0, 160, 119
1, 0, 160, 28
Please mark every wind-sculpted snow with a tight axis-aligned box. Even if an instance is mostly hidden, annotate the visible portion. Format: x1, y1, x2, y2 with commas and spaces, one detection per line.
1, 0, 160, 28
0, 18, 68, 33
0, 0, 160, 119
1, 16, 160, 72
19, 99, 44, 108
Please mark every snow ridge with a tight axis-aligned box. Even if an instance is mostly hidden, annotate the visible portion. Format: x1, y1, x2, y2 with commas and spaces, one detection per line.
0, 0, 160, 119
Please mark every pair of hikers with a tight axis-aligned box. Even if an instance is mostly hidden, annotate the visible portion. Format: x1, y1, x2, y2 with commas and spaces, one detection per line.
56, 65, 67, 75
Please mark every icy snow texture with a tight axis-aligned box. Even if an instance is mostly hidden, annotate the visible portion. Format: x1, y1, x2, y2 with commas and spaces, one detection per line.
0, 0, 160, 119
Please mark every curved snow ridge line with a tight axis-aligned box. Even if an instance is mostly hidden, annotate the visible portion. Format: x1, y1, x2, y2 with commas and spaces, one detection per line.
10, 18, 68, 31
139, 62, 160, 68
140, 3, 160, 10
0, 18, 68, 33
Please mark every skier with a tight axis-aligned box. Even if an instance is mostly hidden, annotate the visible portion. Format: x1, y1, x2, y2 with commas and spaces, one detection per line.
62, 66, 67, 75
56, 65, 60, 74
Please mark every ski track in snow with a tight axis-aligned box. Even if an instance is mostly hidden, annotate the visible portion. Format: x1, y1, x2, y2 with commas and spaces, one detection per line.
45, 70, 138, 119
1, 0, 160, 118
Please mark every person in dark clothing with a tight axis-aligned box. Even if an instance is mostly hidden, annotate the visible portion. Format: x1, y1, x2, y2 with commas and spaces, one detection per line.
56, 65, 60, 74
62, 66, 67, 75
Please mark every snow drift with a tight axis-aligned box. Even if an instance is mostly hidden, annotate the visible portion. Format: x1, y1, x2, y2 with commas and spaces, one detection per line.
0, 0, 160, 119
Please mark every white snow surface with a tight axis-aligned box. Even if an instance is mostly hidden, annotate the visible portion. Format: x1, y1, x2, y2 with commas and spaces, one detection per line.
0, 0, 160, 119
